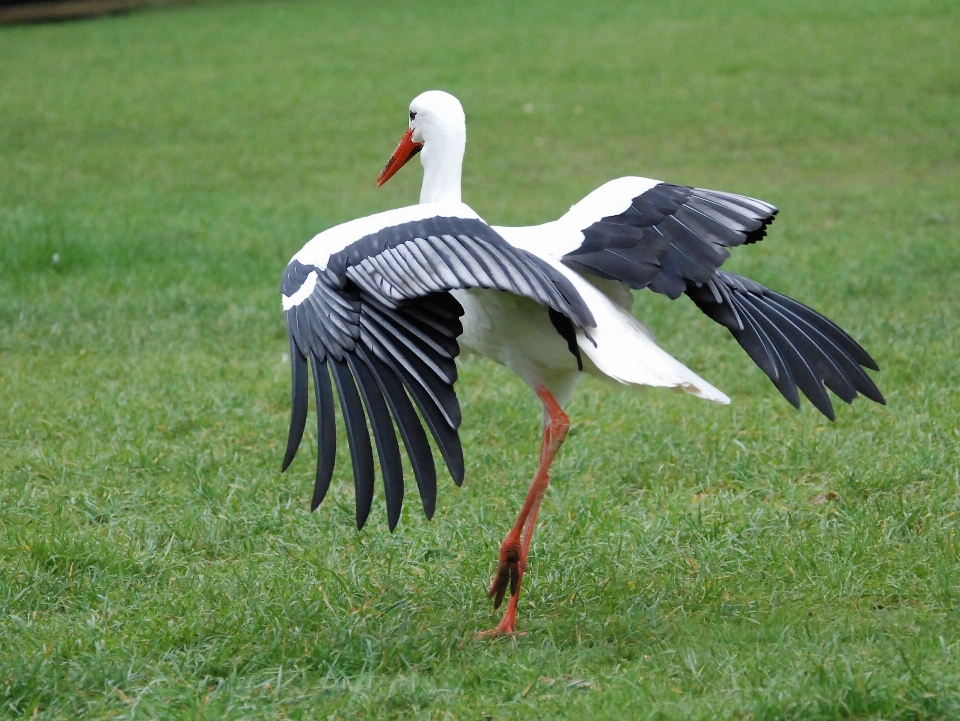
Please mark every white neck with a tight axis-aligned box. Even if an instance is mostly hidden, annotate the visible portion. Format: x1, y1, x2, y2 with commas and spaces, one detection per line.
418, 128, 465, 204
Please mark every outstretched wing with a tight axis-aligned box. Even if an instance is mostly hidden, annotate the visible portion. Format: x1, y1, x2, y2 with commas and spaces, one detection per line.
560, 178, 777, 297
282, 210, 593, 530
685, 271, 884, 420
556, 177, 882, 418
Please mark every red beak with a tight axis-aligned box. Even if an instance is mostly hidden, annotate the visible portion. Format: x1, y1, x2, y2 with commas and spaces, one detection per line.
376, 128, 423, 187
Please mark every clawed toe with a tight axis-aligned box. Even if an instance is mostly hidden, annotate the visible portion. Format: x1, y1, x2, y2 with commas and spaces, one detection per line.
474, 625, 526, 639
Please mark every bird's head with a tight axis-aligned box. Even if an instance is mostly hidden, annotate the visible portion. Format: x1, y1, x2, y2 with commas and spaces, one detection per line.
376, 90, 466, 188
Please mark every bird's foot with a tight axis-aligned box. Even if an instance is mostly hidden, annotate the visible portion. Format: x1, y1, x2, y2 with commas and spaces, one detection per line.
474, 603, 524, 638
487, 541, 523, 609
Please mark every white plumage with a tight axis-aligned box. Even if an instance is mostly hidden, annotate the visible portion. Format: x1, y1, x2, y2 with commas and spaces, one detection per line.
279, 90, 883, 635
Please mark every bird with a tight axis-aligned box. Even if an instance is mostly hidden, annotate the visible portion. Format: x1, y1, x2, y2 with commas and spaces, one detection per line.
279, 90, 884, 635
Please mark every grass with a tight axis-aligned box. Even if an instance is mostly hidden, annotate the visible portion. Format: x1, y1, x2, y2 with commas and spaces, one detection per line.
1, 0, 959, 717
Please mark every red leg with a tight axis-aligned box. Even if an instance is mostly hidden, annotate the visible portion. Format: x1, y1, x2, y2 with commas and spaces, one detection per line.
477, 387, 570, 637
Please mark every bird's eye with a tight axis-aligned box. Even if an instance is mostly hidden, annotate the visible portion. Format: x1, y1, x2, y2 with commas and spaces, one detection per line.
409, 111, 417, 121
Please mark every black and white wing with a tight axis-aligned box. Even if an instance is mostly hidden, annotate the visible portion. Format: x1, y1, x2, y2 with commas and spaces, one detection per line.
559, 177, 776, 296
555, 177, 883, 419
281, 206, 593, 530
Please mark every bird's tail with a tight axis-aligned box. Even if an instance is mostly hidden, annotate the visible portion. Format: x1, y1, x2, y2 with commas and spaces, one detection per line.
564, 268, 730, 403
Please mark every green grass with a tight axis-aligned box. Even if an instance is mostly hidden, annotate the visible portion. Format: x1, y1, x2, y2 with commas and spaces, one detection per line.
1, 0, 959, 717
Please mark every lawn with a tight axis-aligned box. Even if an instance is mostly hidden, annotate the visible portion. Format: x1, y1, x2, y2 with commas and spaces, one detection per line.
1, 0, 959, 718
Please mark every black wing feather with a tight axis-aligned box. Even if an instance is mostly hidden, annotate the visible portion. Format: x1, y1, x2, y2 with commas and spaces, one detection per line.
559, 181, 881, 419
728, 291, 801, 408
752, 296, 859, 403
282, 215, 587, 527
386, 349, 465, 486
562, 183, 777, 295
329, 356, 375, 530
360, 312, 461, 427
763, 295, 885, 404
347, 354, 405, 531
686, 272, 884, 416
768, 292, 879, 371
309, 354, 337, 511
735, 292, 837, 419
282, 338, 309, 473
359, 347, 438, 520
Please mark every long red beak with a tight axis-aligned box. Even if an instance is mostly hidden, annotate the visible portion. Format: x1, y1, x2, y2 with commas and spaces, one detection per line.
376, 128, 423, 187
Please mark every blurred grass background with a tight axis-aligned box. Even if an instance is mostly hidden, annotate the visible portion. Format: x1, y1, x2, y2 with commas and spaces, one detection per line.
1, 0, 959, 718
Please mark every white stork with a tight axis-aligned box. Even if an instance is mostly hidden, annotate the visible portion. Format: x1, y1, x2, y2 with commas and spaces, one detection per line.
280, 90, 883, 635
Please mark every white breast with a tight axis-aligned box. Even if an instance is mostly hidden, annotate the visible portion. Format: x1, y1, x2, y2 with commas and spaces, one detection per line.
452, 288, 583, 404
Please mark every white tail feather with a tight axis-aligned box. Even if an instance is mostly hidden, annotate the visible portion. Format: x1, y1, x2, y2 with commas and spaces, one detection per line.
555, 260, 729, 403
578, 305, 730, 403
497, 226, 730, 404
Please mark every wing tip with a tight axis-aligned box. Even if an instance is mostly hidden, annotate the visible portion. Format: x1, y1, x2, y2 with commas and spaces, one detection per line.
282, 344, 309, 474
